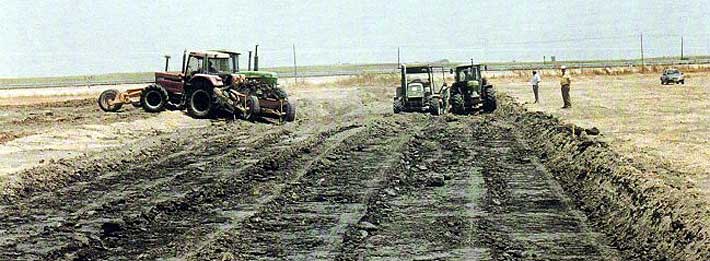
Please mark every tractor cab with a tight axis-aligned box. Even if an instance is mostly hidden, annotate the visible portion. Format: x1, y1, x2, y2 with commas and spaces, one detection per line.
448, 63, 496, 114
398, 65, 446, 101
393, 64, 448, 115
153, 50, 239, 95
451, 64, 483, 97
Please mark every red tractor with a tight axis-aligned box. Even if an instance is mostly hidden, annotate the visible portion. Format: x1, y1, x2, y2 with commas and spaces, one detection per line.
98, 49, 295, 122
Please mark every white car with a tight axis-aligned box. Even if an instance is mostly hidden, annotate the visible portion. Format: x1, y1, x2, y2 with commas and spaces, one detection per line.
660, 68, 685, 85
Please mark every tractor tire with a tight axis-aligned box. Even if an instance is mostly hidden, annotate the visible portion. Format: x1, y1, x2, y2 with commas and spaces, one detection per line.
661, 80, 666, 85
393, 99, 403, 114
284, 102, 296, 122
187, 88, 214, 118
681, 80, 685, 85
482, 87, 497, 113
430, 99, 442, 116
243, 95, 261, 120
140, 84, 168, 113
450, 94, 465, 114
98, 89, 123, 112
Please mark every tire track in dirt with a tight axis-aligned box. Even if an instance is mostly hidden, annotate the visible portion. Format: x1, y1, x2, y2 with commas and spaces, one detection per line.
188, 114, 430, 260
173, 124, 367, 259
122, 123, 367, 260
334, 115, 624, 260
477, 118, 621, 260
336, 117, 490, 260
0, 122, 285, 260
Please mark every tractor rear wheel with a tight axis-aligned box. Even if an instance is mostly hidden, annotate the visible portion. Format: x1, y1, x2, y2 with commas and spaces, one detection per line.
482, 87, 497, 113
450, 94, 465, 114
243, 95, 261, 120
140, 84, 168, 113
187, 88, 214, 118
284, 102, 296, 122
98, 89, 123, 112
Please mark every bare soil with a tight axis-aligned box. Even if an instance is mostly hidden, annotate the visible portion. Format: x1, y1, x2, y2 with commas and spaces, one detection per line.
0, 78, 707, 260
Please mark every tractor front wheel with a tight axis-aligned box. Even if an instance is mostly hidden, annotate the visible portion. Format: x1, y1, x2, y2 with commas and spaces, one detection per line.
482, 87, 497, 113
98, 89, 123, 112
187, 88, 214, 118
140, 84, 168, 113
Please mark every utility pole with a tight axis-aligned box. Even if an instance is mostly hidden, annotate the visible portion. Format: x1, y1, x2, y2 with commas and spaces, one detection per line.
292, 44, 298, 84
681, 36, 684, 60
641, 33, 646, 72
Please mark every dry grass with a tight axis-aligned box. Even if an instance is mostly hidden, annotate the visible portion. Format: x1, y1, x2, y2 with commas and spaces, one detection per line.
495, 71, 710, 197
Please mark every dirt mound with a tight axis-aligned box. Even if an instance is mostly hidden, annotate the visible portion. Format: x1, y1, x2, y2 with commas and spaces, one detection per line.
494, 95, 710, 260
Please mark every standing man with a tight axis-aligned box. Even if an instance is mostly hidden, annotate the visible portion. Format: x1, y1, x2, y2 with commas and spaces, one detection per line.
530, 70, 541, 103
559, 66, 572, 108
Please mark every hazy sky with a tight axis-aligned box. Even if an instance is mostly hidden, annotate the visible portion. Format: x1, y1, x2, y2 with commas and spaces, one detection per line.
1, 0, 708, 77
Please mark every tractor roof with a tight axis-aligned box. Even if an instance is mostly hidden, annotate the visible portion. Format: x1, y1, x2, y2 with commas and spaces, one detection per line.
401, 64, 445, 74
455, 64, 482, 69
210, 49, 242, 56
189, 50, 231, 59
402, 63, 432, 69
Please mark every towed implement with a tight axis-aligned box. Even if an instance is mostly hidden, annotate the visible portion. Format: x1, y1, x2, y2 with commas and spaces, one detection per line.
210, 70, 295, 121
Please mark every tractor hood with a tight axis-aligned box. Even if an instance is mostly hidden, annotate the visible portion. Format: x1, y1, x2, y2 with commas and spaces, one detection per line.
237, 71, 278, 85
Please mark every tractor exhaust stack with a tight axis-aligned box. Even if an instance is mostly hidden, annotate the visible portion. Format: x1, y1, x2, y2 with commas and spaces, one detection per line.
254, 44, 259, 71
164, 55, 171, 72
248, 51, 252, 71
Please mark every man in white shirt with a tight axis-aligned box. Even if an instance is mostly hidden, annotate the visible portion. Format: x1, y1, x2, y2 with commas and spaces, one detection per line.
530, 70, 542, 103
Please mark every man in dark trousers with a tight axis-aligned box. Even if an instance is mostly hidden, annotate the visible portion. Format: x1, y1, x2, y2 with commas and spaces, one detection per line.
559, 66, 572, 108
530, 70, 541, 103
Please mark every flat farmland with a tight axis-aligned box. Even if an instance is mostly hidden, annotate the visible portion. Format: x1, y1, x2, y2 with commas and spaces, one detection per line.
495, 72, 710, 195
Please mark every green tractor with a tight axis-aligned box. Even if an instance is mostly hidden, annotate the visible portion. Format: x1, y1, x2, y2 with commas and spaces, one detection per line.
393, 64, 449, 115
448, 64, 496, 114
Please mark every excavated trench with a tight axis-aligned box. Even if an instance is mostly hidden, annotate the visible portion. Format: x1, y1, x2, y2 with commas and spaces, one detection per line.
0, 86, 707, 260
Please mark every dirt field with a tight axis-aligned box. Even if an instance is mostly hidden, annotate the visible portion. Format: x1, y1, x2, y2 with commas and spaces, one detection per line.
494, 72, 710, 197
0, 75, 708, 260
